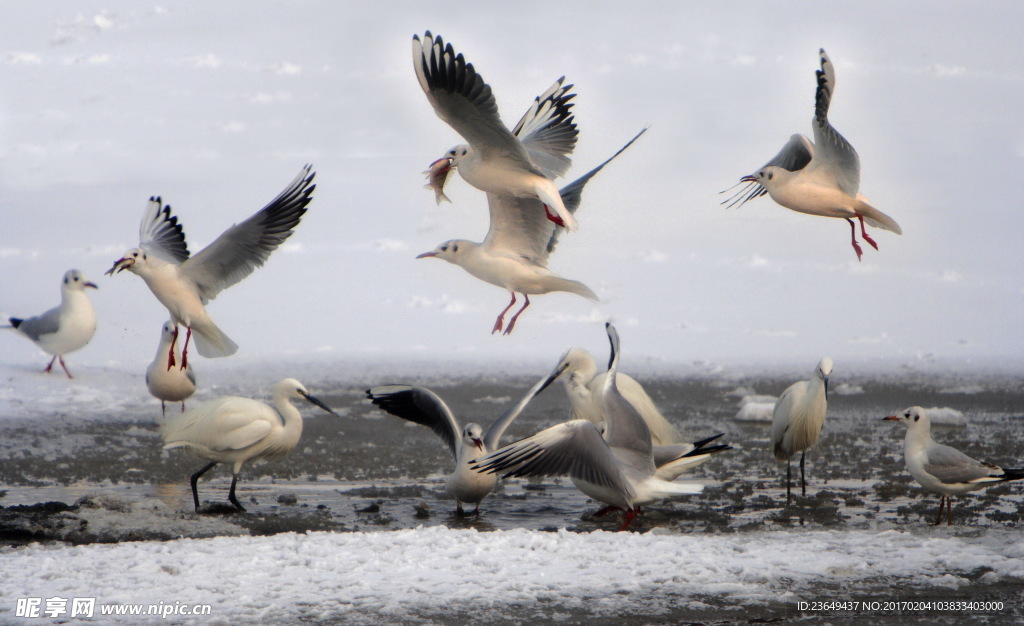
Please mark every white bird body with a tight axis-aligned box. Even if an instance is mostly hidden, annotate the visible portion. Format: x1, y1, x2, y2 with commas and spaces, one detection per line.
367, 369, 561, 514
162, 377, 336, 511
724, 50, 901, 260
418, 129, 645, 335
107, 165, 315, 367
147, 321, 197, 415
413, 32, 580, 231
770, 357, 832, 501
7, 269, 98, 378
473, 324, 704, 530
885, 406, 1024, 525
553, 347, 682, 446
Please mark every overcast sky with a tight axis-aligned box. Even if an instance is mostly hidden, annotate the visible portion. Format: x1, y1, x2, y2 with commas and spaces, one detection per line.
1, 1, 1022, 375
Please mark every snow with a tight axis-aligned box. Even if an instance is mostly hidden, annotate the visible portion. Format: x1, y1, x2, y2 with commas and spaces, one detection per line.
3, 526, 1022, 622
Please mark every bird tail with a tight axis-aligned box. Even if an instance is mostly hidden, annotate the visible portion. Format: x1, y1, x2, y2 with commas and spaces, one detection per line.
648, 478, 704, 499
654, 434, 732, 481
8, 317, 23, 329
548, 277, 599, 302
192, 322, 239, 358
855, 196, 902, 235
1002, 467, 1024, 482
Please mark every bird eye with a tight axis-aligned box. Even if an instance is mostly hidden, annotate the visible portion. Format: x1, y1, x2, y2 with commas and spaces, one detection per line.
913, 415, 919, 422
461, 149, 467, 156
767, 172, 774, 180
452, 243, 459, 252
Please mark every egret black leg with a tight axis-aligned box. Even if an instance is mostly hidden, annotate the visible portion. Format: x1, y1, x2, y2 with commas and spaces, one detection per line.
800, 452, 807, 497
190, 462, 218, 512
228, 474, 246, 512
785, 459, 792, 504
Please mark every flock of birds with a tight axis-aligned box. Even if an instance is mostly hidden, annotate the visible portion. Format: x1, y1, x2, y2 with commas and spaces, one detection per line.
3, 32, 1021, 530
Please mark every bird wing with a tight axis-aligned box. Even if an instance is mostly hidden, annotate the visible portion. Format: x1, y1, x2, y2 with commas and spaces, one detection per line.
600, 326, 654, 473
762, 134, 814, 172
923, 443, 1001, 484
138, 197, 190, 264
546, 127, 648, 255
412, 32, 533, 165
10, 306, 62, 341
161, 398, 272, 451
471, 419, 632, 494
769, 382, 800, 458
179, 165, 315, 304
810, 49, 860, 195
511, 77, 578, 179
483, 359, 564, 450
366, 385, 460, 460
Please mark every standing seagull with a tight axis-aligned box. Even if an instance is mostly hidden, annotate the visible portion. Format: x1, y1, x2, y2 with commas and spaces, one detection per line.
723, 49, 901, 260
5, 269, 97, 378
885, 406, 1024, 525
162, 377, 337, 512
417, 129, 645, 335
472, 323, 704, 531
106, 165, 315, 369
771, 357, 832, 503
146, 320, 197, 416
366, 368, 562, 515
413, 31, 580, 231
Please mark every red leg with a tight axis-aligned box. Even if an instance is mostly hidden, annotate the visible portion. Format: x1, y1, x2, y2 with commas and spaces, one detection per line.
180, 401, 186, 413
44, 355, 57, 374
544, 204, 566, 228
180, 327, 192, 370
857, 215, 879, 251
946, 496, 953, 526
492, 293, 517, 334
933, 495, 946, 526
167, 326, 178, 370
846, 218, 864, 261
58, 356, 73, 379
503, 294, 530, 336
618, 508, 639, 531
161, 401, 167, 418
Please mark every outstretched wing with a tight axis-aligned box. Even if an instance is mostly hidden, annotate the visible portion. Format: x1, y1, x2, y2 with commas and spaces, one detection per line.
811, 49, 860, 195
412, 31, 527, 163
180, 165, 315, 303
139, 197, 190, 264
512, 77, 578, 179
366, 385, 461, 460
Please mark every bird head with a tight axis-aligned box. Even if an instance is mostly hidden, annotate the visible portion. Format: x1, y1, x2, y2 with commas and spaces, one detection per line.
105, 248, 146, 276
416, 239, 464, 263
63, 269, 98, 291
445, 144, 471, 167
884, 406, 929, 430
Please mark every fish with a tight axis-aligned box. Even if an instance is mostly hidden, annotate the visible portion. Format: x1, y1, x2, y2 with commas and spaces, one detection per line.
423, 156, 453, 205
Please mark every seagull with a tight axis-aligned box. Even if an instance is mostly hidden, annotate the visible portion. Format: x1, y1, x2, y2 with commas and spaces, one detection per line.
413, 31, 580, 231
5, 269, 97, 378
885, 406, 1024, 525
106, 165, 315, 369
417, 128, 646, 335
722, 49, 902, 260
771, 357, 832, 503
472, 323, 704, 531
366, 366, 563, 515
147, 320, 197, 417
162, 377, 337, 512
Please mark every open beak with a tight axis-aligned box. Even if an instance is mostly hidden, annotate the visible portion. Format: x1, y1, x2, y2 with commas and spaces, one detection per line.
427, 156, 453, 173
472, 437, 484, 451
415, 251, 437, 259
299, 390, 339, 417
739, 174, 757, 183
882, 415, 901, 421
105, 257, 134, 276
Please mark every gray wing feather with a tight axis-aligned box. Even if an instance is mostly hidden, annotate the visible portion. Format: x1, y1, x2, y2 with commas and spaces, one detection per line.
139, 197, 190, 264
547, 127, 648, 254
924, 444, 997, 484
180, 165, 315, 303
413, 32, 530, 164
483, 364, 562, 450
366, 385, 460, 460
472, 420, 631, 494
762, 134, 814, 172
512, 77, 578, 179
10, 307, 61, 341
811, 49, 860, 195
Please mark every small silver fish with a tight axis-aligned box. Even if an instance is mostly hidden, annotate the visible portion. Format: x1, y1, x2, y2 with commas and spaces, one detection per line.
423, 157, 453, 205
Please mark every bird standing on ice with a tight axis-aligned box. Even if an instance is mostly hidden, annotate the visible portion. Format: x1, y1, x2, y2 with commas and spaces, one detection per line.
5, 269, 97, 378
106, 165, 315, 369
417, 129, 645, 335
162, 377, 337, 512
770, 357, 832, 503
885, 406, 1024, 525
366, 367, 561, 515
413, 31, 580, 231
146, 320, 197, 416
723, 49, 901, 260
